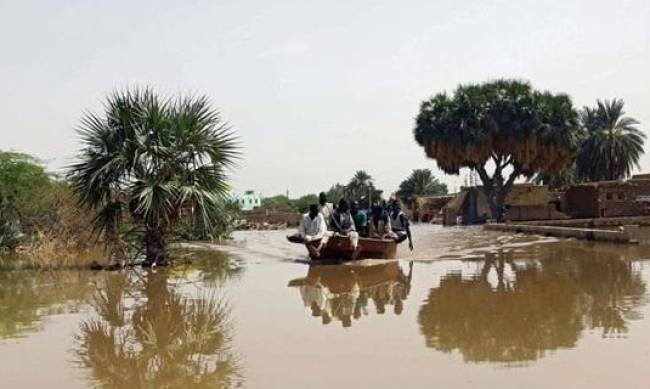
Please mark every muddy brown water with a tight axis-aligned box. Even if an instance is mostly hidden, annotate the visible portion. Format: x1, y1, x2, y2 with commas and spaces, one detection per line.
1, 225, 650, 388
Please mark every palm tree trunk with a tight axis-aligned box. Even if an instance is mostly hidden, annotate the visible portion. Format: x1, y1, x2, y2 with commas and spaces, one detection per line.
143, 228, 167, 267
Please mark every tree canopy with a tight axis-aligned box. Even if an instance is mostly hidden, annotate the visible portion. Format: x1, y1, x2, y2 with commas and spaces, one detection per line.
326, 183, 347, 203
576, 99, 645, 181
295, 194, 318, 213
0, 151, 52, 220
345, 170, 373, 201
0, 151, 55, 249
534, 98, 645, 186
414, 79, 581, 220
323, 171, 382, 205
261, 195, 294, 211
396, 169, 448, 202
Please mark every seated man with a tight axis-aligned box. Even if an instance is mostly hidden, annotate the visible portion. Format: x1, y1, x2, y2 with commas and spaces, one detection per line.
287, 204, 326, 258
329, 199, 360, 258
367, 204, 396, 240
389, 200, 414, 250
350, 201, 368, 237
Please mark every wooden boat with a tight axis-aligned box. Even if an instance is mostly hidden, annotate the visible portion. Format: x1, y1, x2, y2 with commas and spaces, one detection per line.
312, 236, 397, 261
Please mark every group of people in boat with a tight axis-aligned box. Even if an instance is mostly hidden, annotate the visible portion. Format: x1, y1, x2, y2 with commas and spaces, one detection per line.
287, 192, 414, 259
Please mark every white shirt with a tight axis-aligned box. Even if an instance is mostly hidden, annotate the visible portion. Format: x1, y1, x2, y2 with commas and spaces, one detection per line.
318, 202, 334, 227
299, 213, 326, 241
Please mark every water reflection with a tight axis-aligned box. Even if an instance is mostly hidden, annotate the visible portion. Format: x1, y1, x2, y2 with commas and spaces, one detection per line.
75, 252, 244, 389
0, 270, 92, 339
418, 245, 647, 364
288, 261, 413, 327
183, 249, 245, 287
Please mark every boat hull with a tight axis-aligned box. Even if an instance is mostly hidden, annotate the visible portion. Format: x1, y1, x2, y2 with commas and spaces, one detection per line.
312, 236, 397, 261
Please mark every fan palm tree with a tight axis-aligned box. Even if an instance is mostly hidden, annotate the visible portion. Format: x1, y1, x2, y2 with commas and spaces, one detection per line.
67, 88, 239, 266
396, 169, 448, 202
576, 99, 645, 181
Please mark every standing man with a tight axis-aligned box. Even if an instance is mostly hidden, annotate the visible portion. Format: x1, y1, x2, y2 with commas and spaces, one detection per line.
318, 192, 334, 228
390, 200, 414, 251
287, 204, 326, 258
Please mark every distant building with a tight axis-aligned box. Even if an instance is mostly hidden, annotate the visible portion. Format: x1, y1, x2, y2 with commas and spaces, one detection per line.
442, 184, 567, 225
237, 190, 261, 211
406, 194, 455, 222
565, 175, 650, 218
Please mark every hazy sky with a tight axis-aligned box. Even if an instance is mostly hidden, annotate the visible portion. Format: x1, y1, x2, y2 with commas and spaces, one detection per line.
1, 0, 649, 197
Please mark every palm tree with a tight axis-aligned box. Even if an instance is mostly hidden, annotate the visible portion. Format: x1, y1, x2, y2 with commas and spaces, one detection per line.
396, 169, 448, 203
576, 99, 645, 181
326, 183, 347, 203
68, 88, 239, 266
345, 170, 377, 203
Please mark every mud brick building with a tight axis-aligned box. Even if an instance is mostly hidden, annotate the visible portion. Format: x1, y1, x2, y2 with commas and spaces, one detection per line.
407, 194, 455, 222
565, 175, 650, 218
442, 184, 567, 225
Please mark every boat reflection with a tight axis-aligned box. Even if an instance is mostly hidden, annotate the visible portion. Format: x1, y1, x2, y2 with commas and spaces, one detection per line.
418, 245, 647, 365
75, 254, 244, 388
288, 261, 413, 327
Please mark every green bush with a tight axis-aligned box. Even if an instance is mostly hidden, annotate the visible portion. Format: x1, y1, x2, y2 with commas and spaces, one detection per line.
0, 151, 53, 224
295, 194, 318, 214
260, 195, 295, 211
0, 206, 23, 251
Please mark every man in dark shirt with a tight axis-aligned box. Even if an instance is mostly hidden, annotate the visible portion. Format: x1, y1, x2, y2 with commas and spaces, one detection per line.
329, 199, 361, 259
350, 201, 368, 237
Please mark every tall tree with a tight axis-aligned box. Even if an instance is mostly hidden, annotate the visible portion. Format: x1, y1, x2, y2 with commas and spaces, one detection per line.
576, 99, 645, 181
414, 80, 581, 221
532, 164, 578, 190
396, 169, 448, 202
326, 183, 347, 203
0, 151, 52, 221
345, 170, 372, 201
295, 194, 318, 214
345, 170, 382, 204
68, 88, 239, 266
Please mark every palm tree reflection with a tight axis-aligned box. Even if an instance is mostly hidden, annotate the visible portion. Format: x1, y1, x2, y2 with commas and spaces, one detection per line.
76, 269, 242, 388
418, 245, 647, 364
289, 261, 413, 327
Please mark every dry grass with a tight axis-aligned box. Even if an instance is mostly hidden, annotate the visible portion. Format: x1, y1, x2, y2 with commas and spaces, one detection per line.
16, 231, 104, 269
7, 186, 107, 270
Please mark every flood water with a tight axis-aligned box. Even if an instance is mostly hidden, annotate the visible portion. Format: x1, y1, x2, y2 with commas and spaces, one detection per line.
1, 225, 650, 388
